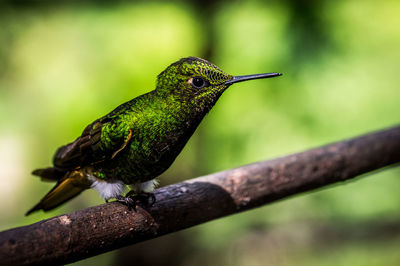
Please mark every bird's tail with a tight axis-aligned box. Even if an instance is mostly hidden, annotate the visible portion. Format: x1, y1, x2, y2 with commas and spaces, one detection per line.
26, 168, 92, 216
32, 167, 66, 182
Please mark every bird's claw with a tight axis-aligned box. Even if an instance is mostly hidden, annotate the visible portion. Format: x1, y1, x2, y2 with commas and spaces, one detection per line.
116, 192, 156, 211
116, 195, 137, 211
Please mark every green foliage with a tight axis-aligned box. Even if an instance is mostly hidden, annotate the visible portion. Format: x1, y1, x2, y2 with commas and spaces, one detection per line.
1, 1, 399, 265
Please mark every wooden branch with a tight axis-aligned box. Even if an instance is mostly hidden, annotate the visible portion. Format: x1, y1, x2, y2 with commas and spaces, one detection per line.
1, 126, 400, 265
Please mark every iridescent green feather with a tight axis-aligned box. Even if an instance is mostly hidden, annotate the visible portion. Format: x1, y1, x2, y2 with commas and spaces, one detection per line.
28, 56, 280, 215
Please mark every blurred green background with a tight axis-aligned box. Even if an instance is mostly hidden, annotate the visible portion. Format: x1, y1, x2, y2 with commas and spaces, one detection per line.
1, 0, 400, 265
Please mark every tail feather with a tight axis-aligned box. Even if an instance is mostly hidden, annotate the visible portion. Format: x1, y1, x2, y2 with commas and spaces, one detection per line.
32, 167, 66, 182
26, 169, 91, 216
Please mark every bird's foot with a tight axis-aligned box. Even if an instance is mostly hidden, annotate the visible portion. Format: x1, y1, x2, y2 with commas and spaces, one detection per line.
126, 191, 156, 207
116, 192, 156, 211
116, 195, 137, 211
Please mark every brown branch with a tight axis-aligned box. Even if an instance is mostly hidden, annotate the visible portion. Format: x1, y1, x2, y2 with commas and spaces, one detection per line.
1, 126, 400, 265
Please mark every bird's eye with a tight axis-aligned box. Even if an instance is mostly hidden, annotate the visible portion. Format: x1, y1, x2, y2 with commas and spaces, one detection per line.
191, 76, 206, 89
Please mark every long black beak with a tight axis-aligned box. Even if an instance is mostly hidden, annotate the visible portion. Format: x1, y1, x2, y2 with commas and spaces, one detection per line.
224, 72, 282, 85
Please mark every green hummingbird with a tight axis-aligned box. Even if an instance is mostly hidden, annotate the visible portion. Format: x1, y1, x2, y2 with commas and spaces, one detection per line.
26, 57, 281, 215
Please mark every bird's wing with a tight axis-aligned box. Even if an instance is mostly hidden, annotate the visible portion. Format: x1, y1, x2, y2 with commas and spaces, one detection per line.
52, 115, 131, 170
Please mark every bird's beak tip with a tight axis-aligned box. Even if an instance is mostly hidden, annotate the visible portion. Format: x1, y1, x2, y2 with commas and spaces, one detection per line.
225, 72, 283, 85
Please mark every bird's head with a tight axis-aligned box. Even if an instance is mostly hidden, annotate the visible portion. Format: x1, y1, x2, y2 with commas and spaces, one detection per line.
156, 57, 281, 106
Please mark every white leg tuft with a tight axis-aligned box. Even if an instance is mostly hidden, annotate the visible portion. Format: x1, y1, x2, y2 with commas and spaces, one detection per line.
131, 179, 159, 193
91, 180, 126, 200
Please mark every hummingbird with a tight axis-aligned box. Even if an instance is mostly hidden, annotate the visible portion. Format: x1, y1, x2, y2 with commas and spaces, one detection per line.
26, 57, 282, 215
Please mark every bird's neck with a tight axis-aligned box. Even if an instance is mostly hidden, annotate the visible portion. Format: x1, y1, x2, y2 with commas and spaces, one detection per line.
152, 89, 224, 132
